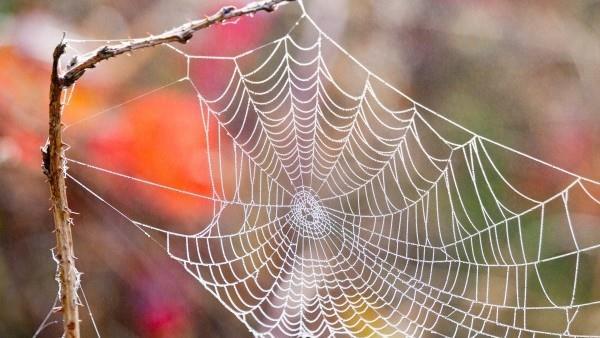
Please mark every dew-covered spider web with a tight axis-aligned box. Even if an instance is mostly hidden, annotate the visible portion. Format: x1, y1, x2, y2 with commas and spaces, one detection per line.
60, 2, 600, 337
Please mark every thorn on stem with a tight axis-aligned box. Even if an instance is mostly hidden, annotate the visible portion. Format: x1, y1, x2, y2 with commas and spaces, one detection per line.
176, 31, 194, 44
41, 142, 50, 177
221, 6, 236, 16
68, 56, 78, 68
97, 46, 113, 57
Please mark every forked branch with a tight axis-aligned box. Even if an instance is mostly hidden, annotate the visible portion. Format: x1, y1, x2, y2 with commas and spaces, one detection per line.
43, 1, 295, 337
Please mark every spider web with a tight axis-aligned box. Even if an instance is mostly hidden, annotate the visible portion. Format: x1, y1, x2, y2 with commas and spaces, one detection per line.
61, 3, 600, 337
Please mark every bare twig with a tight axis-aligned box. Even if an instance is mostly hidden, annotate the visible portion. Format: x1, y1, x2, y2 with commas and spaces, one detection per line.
61, 0, 295, 86
43, 1, 295, 337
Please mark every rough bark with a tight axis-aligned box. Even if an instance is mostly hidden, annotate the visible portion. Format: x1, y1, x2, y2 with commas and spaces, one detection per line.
43, 41, 80, 338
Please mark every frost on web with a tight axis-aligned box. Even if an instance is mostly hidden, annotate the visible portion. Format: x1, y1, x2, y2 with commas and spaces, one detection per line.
63, 4, 600, 338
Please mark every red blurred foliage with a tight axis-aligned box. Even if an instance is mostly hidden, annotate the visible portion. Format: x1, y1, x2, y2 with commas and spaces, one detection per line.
132, 275, 192, 338
191, 1, 274, 57
87, 90, 219, 220
189, 1, 274, 98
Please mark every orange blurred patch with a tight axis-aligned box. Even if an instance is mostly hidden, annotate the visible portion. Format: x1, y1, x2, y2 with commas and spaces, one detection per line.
87, 89, 220, 220
0, 47, 49, 167
0, 46, 106, 168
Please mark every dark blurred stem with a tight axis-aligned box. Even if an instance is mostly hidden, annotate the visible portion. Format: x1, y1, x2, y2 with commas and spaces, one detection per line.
43, 1, 295, 337
45, 41, 80, 338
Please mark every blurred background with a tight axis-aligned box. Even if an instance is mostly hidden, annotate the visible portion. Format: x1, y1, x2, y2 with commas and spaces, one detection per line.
1, 0, 600, 337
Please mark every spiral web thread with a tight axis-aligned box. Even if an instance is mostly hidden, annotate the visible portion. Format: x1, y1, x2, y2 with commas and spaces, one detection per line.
63, 3, 600, 337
